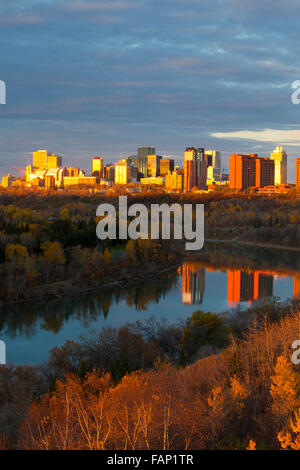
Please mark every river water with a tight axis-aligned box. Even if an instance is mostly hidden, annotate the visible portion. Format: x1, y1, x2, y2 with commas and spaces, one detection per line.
1, 243, 300, 365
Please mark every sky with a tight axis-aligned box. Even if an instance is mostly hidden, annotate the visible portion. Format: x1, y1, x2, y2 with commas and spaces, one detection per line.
0, 0, 300, 180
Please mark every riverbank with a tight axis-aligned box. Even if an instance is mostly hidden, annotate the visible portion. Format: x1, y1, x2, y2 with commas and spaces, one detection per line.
205, 238, 300, 252
2, 237, 300, 308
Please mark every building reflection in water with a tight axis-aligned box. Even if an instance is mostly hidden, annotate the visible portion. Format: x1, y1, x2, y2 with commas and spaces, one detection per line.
295, 274, 300, 298
182, 261, 300, 308
227, 270, 273, 307
182, 262, 206, 305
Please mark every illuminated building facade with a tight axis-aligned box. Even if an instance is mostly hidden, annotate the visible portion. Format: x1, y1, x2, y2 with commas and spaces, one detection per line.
92, 157, 103, 178
165, 170, 184, 191
160, 159, 174, 177
115, 159, 132, 184
255, 157, 275, 187
270, 146, 287, 185
32, 150, 62, 170
137, 147, 155, 178
147, 154, 161, 177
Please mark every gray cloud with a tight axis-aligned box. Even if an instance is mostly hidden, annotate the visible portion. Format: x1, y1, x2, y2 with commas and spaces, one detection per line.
0, 0, 299, 180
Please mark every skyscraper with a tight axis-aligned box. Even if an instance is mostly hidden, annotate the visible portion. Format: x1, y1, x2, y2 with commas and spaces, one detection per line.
229, 154, 257, 190
33, 150, 62, 170
184, 147, 207, 191
205, 150, 221, 181
137, 147, 155, 178
92, 157, 103, 178
270, 146, 287, 185
115, 159, 132, 184
160, 158, 174, 177
147, 154, 161, 177
255, 158, 275, 187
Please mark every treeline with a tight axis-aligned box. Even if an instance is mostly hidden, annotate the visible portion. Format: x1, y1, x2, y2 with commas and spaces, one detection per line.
0, 189, 299, 305
1, 304, 300, 449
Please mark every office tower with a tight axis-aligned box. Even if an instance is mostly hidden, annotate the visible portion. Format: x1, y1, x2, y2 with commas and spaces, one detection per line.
32, 150, 62, 170
296, 158, 300, 189
165, 169, 184, 191
147, 154, 161, 177
137, 147, 155, 178
270, 146, 287, 185
160, 158, 174, 177
182, 262, 206, 305
105, 164, 115, 182
92, 157, 103, 178
115, 159, 132, 184
229, 154, 257, 190
255, 158, 275, 187
205, 150, 221, 183
184, 147, 207, 191
1, 174, 15, 188
127, 155, 138, 168
183, 159, 197, 191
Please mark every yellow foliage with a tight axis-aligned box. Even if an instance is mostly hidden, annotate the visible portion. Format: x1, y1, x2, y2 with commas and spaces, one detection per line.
41, 241, 65, 265
270, 356, 297, 415
278, 409, 300, 450
230, 376, 248, 402
246, 439, 256, 450
5, 243, 28, 261
103, 247, 112, 264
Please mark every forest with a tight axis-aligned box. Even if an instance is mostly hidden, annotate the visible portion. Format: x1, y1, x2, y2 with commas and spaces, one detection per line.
0, 187, 299, 305
0, 300, 300, 450
0, 188, 300, 449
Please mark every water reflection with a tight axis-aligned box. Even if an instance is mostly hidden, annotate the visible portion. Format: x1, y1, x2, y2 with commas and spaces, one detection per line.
0, 244, 300, 340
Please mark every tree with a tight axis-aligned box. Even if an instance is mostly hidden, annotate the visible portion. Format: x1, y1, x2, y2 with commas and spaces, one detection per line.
270, 355, 298, 420
41, 241, 65, 266
5, 243, 28, 261
278, 409, 300, 450
103, 247, 112, 264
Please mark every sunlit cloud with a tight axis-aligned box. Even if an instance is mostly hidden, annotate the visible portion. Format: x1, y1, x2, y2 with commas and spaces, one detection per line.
211, 129, 300, 146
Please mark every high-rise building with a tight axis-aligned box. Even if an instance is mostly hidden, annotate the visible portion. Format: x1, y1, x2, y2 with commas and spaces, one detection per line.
127, 155, 138, 168
92, 157, 103, 178
137, 147, 155, 178
255, 158, 275, 187
229, 154, 257, 190
205, 150, 221, 183
165, 169, 183, 191
270, 146, 287, 185
184, 147, 207, 191
147, 154, 161, 177
296, 158, 300, 189
183, 159, 197, 191
105, 164, 115, 182
32, 150, 62, 170
1, 174, 15, 188
160, 158, 174, 176
115, 159, 132, 184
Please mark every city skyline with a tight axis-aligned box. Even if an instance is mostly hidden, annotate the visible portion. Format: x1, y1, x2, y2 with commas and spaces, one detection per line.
0, 1, 300, 180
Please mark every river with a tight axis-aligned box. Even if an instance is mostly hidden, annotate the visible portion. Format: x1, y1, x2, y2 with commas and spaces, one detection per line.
1, 243, 300, 365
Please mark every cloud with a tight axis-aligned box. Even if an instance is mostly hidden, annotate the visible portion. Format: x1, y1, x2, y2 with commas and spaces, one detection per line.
211, 128, 300, 146
0, 14, 45, 25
